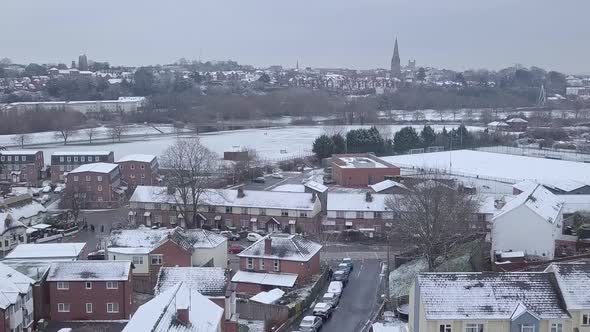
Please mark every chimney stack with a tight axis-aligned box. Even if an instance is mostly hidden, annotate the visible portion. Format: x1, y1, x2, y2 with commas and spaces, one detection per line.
237, 188, 245, 198
365, 192, 373, 202
264, 237, 272, 255
167, 185, 175, 195
176, 308, 189, 325
311, 193, 317, 203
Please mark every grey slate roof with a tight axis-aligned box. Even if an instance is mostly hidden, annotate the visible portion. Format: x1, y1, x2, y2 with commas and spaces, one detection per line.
417, 272, 570, 320
238, 233, 322, 262
548, 262, 590, 310
155, 267, 226, 297
47, 261, 131, 281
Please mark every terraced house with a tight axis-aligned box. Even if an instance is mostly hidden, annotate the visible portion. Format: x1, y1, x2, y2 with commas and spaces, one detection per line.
0, 150, 44, 186
50, 151, 114, 183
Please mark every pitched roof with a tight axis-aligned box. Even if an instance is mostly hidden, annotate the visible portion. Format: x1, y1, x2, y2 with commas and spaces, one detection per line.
231, 271, 298, 287
369, 179, 407, 193
0, 214, 27, 236
117, 154, 156, 163
303, 181, 328, 193
0, 150, 40, 156
4, 243, 86, 260
237, 233, 321, 262
2, 260, 52, 282
0, 263, 34, 310
182, 229, 226, 249
47, 261, 131, 282
417, 272, 570, 320
201, 189, 317, 211
155, 267, 226, 297
506, 117, 528, 123
69, 162, 119, 174
130, 186, 177, 204
547, 262, 590, 310
52, 151, 112, 156
107, 227, 225, 251
494, 184, 563, 224
327, 193, 391, 212
122, 282, 223, 332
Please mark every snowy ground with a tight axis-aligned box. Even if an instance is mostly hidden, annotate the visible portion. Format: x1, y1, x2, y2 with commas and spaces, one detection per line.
7, 124, 483, 164
383, 108, 590, 122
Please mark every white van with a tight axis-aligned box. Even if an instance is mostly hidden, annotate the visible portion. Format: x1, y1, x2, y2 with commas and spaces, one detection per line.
327, 281, 343, 297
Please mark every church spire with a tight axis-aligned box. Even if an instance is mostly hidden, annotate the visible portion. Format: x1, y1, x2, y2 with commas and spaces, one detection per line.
390, 37, 401, 78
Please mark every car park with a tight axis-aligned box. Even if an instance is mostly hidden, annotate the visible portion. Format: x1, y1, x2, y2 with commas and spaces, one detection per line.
327, 281, 343, 297
247, 232, 263, 242
299, 315, 322, 332
229, 244, 246, 254
320, 292, 339, 308
312, 302, 333, 319
332, 270, 349, 286
220, 231, 240, 241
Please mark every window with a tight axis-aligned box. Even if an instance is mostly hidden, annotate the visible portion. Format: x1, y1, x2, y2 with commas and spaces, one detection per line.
94, 156, 99, 162
208, 206, 216, 213
336, 211, 345, 218
550, 323, 563, 332
107, 302, 119, 313
119, 165, 124, 170
130, 164, 135, 170
356, 211, 364, 219
58, 303, 70, 312
59, 165, 65, 171
0, 156, 4, 161
465, 324, 484, 332
7, 156, 11, 161
130, 174, 135, 179
247, 258, 253, 270
299, 211, 308, 218
98, 185, 103, 192
141, 173, 145, 178
259, 259, 265, 270
97, 176, 102, 181
225, 206, 233, 213
67, 156, 71, 162
85, 282, 92, 289
439, 325, 452, 332
140, 164, 145, 169
74, 156, 78, 162
85, 175, 90, 181
241, 207, 248, 214
59, 156, 64, 162
281, 210, 289, 216
57, 282, 69, 290
274, 259, 280, 272
81, 156, 85, 162
583, 314, 590, 325
260, 208, 267, 216
74, 176, 79, 182
86, 303, 93, 313
106, 281, 118, 289
151, 255, 163, 265
132, 256, 144, 265
521, 326, 534, 332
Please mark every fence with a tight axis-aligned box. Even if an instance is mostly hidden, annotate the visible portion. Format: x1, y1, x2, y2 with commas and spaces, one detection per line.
475, 145, 590, 163
237, 301, 289, 326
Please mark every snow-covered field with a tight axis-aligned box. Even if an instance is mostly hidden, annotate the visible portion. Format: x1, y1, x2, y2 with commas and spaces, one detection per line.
383, 150, 590, 184
11, 124, 482, 164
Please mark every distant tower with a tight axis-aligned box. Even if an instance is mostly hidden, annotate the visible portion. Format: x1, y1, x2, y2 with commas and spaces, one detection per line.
296, 60, 299, 71
537, 84, 547, 107
71, 60, 76, 69
78, 54, 88, 71
390, 38, 401, 78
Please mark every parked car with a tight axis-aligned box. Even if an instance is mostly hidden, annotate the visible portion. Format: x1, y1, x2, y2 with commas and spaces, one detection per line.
327, 281, 343, 297
320, 292, 339, 308
299, 315, 323, 332
87, 250, 105, 260
53, 186, 63, 194
229, 244, 246, 254
342, 257, 354, 270
337, 263, 351, 274
312, 302, 333, 319
332, 270, 349, 286
220, 231, 240, 241
42, 185, 52, 193
253, 177, 266, 183
40, 194, 50, 204
247, 232, 263, 242
271, 173, 284, 179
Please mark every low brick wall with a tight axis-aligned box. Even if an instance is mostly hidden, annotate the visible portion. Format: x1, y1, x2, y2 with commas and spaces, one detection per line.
236, 301, 289, 328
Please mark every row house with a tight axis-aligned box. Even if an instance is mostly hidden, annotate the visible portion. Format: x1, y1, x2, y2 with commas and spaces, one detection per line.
155, 266, 227, 307
0, 150, 44, 186
410, 262, 590, 332
326, 192, 394, 235
4, 243, 86, 261
46, 261, 133, 321
0, 214, 27, 257
0, 263, 34, 332
129, 186, 323, 234
50, 151, 114, 183
3, 261, 51, 325
106, 227, 227, 292
513, 179, 590, 196
232, 233, 322, 294
65, 163, 126, 209
116, 154, 159, 189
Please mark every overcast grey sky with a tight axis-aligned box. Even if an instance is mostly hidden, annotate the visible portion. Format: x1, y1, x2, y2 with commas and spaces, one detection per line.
1, 0, 588, 73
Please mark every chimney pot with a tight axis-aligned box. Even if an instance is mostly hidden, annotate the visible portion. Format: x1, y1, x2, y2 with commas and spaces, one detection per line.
237, 188, 245, 198
176, 308, 189, 325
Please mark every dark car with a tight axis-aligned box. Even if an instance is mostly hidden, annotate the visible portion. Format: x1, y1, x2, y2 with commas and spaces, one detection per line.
87, 250, 106, 260
253, 176, 266, 183
229, 244, 246, 254
220, 231, 240, 241
332, 270, 349, 286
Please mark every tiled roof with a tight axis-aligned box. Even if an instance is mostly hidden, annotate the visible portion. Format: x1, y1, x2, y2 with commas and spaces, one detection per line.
494, 184, 563, 224
547, 262, 590, 310
238, 233, 321, 262
107, 227, 226, 252
155, 267, 226, 297
417, 272, 570, 320
47, 261, 131, 281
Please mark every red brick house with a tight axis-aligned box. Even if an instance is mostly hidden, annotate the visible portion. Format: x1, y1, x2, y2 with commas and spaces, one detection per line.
231, 233, 322, 295
116, 154, 159, 189
0, 262, 35, 332
65, 163, 126, 209
50, 151, 114, 183
326, 192, 394, 235
46, 261, 133, 321
0, 150, 44, 186
332, 154, 400, 187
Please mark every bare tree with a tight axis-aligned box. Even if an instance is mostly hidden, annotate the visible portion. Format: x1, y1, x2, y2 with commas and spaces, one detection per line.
54, 126, 76, 145
161, 138, 220, 228
84, 127, 97, 144
385, 177, 480, 271
11, 133, 31, 148
108, 124, 128, 142
59, 187, 87, 223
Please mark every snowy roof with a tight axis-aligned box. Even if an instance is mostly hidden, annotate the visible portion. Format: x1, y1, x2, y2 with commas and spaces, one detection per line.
335, 156, 389, 168
155, 267, 226, 297
4, 243, 86, 260
327, 193, 391, 212
117, 154, 156, 163
0, 150, 41, 156
494, 185, 563, 224
303, 181, 328, 193
69, 162, 118, 174
108, 228, 173, 249
123, 282, 223, 332
559, 194, 590, 214
47, 261, 131, 281
108, 227, 226, 251
513, 180, 539, 193
542, 179, 589, 193
271, 184, 305, 193
547, 262, 590, 310
238, 233, 322, 262
52, 151, 112, 156
231, 271, 298, 287
371, 322, 408, 332
417, 272, 570, 320
487, 121, 509, 127
0, 263, 34, 310
506, 118, 528, 123
250, 288, 285, 304
369, 180, 407, 193
201, 189, 317, 211
2, 260, 52, 282
130, 186, 177, 204
1, 200, 46, 222
182, 229, 227, 249
0, 214, 26, 236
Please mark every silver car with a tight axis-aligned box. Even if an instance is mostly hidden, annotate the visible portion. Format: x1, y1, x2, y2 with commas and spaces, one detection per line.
299, 315, 323, 332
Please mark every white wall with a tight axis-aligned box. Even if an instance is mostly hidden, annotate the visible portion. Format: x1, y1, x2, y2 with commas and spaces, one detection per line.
192, 242, 228, 269
492, 205, 560, 260
107, 252, 149, 274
